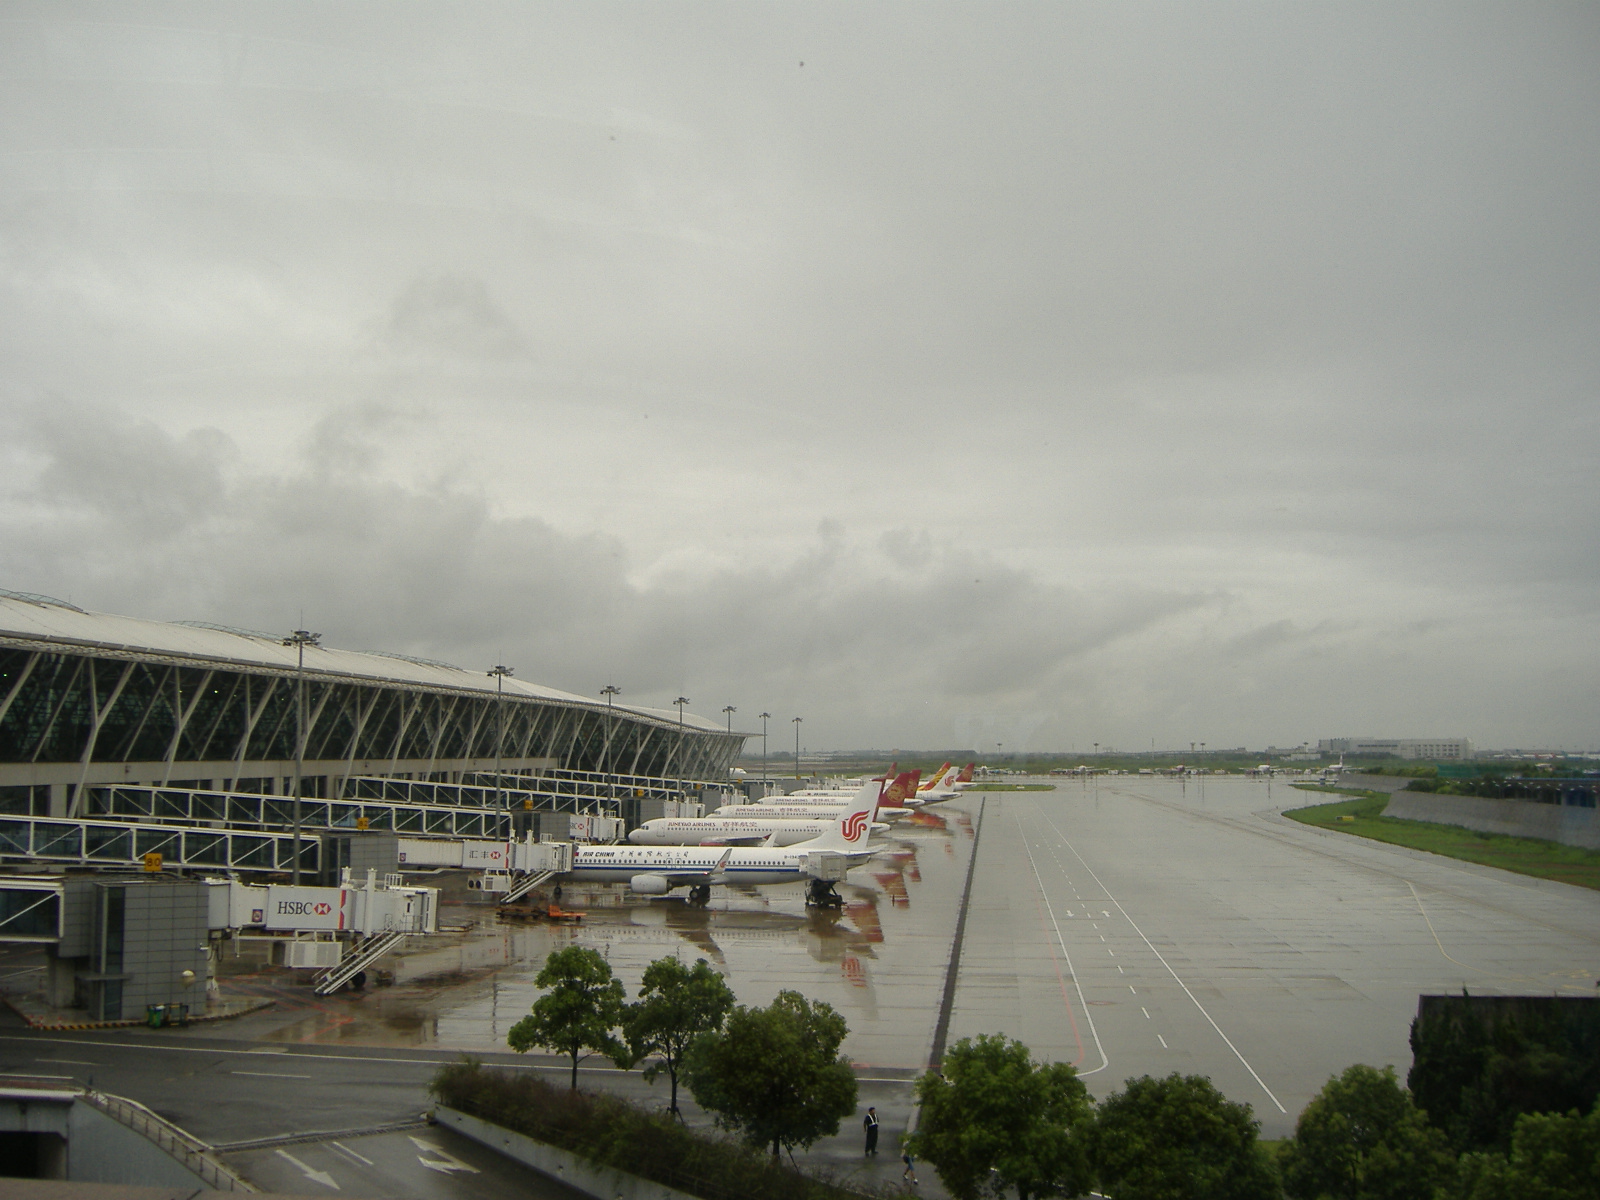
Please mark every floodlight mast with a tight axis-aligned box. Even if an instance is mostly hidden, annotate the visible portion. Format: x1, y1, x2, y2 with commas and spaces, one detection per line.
601, 685, 621, 795
673, 697, 690, 788
282, 629, 321, 885
488, 665, 513, 836
759, 712, 771, 780
792, 715, 802, 779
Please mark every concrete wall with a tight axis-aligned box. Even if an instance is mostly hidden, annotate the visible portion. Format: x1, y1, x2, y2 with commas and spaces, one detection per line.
436, 1106, 702, 1200
0, 1093, 210, 1189
1385, 793, 1600, 850
117, 881, 209, 1018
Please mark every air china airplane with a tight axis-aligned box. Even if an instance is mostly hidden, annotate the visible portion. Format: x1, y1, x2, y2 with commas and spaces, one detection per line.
567, 779, 881, 906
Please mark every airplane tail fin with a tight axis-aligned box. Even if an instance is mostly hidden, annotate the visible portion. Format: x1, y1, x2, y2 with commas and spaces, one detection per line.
797, 780, 880, 851
919, 763, 953, 792
957, 762, 975, 783
882, 770, 916, 804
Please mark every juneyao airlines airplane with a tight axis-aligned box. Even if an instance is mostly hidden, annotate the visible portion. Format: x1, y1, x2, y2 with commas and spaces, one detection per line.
567, 779, 882, 906
714, 771, 923, 820
628, 813, 891, 847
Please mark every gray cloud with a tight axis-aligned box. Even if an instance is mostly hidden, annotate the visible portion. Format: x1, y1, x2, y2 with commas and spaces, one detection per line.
0, 3, 1595, 750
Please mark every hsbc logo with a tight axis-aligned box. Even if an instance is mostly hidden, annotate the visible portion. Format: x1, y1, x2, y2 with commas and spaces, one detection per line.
843, 811, 870, 842
275, 900, 335, 916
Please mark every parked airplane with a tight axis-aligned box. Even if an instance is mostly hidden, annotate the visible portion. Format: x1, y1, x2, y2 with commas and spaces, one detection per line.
916, 763, 967, 801
567, 779, 882, 906
628, 813, 890, 847
716, 771, 922, 819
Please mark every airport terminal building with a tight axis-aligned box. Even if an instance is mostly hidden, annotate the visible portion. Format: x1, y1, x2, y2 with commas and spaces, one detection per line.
0, 591, 744, 875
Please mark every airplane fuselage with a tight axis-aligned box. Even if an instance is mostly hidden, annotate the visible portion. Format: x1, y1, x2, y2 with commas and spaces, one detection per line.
568, 843, 863, 887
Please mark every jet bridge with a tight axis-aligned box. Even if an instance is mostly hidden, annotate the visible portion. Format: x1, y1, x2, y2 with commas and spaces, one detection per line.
0, 870, 440, 1017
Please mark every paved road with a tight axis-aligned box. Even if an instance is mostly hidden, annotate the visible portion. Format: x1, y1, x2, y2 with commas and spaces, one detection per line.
0, 1026, 923, 1196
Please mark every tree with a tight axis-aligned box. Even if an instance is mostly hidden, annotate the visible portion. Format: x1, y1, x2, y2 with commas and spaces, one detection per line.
1088, 1073, 1279, 1200
1280, 1064, 1455, 1200
507, 945, 630, 1089
1410, 993, 1600, 1153
682, 989, 858, 1157
907, 1034, 1093, 1200
1454, 1101, 1600, 1200
623, 956, 736, 1115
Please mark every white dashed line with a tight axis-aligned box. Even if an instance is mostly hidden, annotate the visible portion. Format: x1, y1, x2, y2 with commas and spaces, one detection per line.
1033, 803, 1287, 1114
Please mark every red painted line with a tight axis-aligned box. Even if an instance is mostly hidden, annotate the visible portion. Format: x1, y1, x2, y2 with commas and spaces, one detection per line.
1032, 885, 1087, 1067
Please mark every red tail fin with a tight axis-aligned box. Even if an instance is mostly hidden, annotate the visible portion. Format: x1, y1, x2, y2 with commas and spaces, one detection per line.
919, 763, 952, 792
957, 762, 975, 783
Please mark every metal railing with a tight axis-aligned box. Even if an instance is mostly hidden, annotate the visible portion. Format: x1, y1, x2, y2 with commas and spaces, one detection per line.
81, 1087, 254, 1192
0, 813, 318, 873
312, 928, 407, 995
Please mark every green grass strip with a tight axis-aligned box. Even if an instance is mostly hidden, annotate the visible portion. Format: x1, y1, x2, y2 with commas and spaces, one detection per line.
1283, 787, 1600, 891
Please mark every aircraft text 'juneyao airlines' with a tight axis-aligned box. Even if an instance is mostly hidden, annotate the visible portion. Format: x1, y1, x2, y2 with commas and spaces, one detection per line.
628, 814, 891, 847
712, 771, 923, 820
566, 778, 883, 898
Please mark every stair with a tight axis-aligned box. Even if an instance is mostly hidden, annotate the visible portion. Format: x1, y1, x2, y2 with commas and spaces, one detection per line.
312, 929, 407, 995
499, 869, 557, 905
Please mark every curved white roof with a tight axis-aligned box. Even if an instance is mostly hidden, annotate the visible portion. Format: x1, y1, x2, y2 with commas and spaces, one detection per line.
0, 592, 727, 734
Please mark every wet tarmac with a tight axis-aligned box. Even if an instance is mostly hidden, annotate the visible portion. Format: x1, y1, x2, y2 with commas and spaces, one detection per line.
952, 777, 1600, 1136
18, 773, 1593, 1164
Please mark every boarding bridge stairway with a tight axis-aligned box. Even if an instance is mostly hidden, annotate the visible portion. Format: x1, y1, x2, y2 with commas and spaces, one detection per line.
500, 869, 558, 905
313, 929, 407, 995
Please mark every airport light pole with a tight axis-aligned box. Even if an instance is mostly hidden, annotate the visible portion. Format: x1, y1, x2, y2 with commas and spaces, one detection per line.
282, 629, 320, 886
601, 685, 620, 791
673, 697, 690, 786
759, 712, 771, 780
792, 716, 802, 778
722, 704, 736, 733
488, 665, 513, 837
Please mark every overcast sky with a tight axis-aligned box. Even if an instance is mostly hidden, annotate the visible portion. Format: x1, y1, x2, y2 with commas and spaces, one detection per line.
1, 3, 1595, 754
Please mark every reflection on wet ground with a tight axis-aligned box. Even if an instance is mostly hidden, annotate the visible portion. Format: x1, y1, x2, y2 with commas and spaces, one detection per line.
249, 809, 977, 1069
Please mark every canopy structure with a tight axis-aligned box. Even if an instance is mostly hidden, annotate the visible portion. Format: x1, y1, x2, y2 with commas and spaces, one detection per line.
0, 591, 743, 820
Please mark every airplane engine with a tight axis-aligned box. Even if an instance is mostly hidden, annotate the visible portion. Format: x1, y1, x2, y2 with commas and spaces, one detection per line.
628, 874, 673, 895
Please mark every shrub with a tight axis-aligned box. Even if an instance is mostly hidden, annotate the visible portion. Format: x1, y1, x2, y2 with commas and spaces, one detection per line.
430, 1058, 879, 1200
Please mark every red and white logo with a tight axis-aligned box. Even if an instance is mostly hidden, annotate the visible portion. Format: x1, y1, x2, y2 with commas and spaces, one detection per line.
843, 811, 870, 842
313, 902, 332, 915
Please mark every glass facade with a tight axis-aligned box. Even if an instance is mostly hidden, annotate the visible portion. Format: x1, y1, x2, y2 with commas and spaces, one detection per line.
0, 646, 743, 784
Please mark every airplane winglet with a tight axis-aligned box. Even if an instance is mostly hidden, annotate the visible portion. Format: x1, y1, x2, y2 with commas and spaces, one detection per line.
707, 845, 735, 882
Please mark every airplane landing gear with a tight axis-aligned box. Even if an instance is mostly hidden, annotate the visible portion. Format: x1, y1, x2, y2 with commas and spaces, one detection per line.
805, 879, 844, 908
688, 885, 712, 906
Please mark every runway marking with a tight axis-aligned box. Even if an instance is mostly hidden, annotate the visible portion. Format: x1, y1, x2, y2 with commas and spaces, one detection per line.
1015, 810, 1108, 1075
35, 1058, 98, 1066
330, 1141, 373, 1167
233, 1070, 314, 1079
1033, 802, 1288, 1114
1158, 1035, 1168, 1048
1142, 1008, 1150, 1019
1406, 881, 1518, 981
1031, 877, 1090, 1068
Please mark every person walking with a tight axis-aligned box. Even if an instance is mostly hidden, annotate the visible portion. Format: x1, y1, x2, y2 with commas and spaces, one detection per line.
902, 1152, 918, 1185
863, 1107, 879, 1156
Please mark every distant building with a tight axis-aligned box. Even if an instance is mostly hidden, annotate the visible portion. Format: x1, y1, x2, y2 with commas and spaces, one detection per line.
1318, 737, 1474, 761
